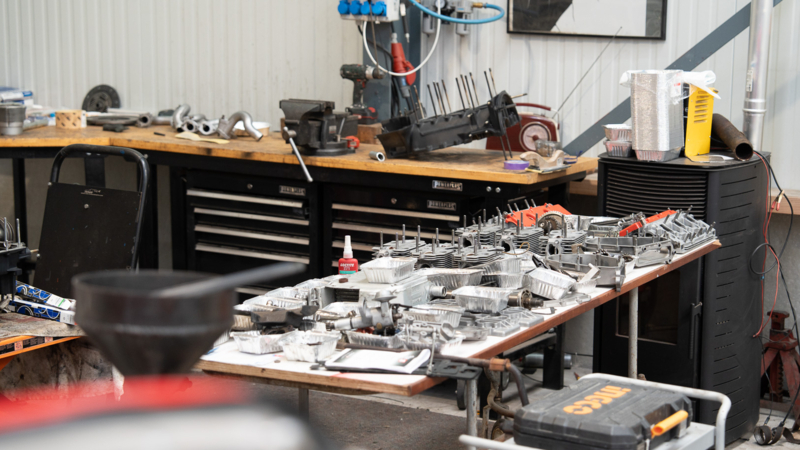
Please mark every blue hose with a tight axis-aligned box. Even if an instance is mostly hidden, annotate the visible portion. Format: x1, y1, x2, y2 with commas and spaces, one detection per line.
406, 0, 505, 24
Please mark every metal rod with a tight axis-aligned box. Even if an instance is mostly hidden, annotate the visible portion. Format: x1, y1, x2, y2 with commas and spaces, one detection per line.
402, 224, 406, 243
396, 232, 399, 247
434, 82, 446, 114
427, 85, 438, 117
469, 72, 480, 104
465, 378, 478, 444
413, 86, 425, 119
463, 215, 467, 229
416, 225, 421, 249
441, 79, 453, 112
489, 68, 498, 96
483, 209, 487, 223
511, 93, 528, 99
153, 262, 305, 299
555, 26, 621, 116
462, 75, 475, 108
435, 228, 439, 246
380, 231, 384, 247
484, 71, 494, 97
524, 199, 531, 209
628, 287, 639, 379
283, 128, 314, 183
498, 131, 510, 161
15, 218, 21, 245
456, 77, 466, 110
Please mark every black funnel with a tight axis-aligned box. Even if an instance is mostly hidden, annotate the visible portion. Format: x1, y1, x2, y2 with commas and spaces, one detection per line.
73, 270, 235, 376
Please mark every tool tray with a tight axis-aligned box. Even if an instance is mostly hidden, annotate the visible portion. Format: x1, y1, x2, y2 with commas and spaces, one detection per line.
513, 379, 692, 450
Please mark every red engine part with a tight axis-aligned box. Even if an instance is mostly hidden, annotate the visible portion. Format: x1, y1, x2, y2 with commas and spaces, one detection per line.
391, 41, 415, 85
486, 103, 560, 153
504, 203, 571, 226
762, 311, 800, 421
618, 210, 677, 237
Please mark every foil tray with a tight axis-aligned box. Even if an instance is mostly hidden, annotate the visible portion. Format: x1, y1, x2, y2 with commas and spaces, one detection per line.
634, 148, 681, 162
232, 331, 289, 355
501, 307, 544, 327
361, 256, 417, 284
482, 272, 525, 289
452, 286, 514, 313
603, 124, 632, 141
417, 268, 484, 290
279, 330, 340, 362
604, 140, 633, 157
404, 306, 463, 328
345, 331, 405, 349
525, 268, 576, 300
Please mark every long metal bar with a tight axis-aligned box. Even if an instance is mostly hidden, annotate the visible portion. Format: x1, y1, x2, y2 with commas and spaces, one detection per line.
427, 84, 438, 116
563, 0, 784, 156
628, 286, 639, 379
465, 378, 478, 450
413, 85, 425, 119
441, 79, 453, 113
456, 77, 466, 110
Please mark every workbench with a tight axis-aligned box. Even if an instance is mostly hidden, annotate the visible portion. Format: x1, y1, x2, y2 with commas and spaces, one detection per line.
196, 240, 720, 446
0, 126, 597, 285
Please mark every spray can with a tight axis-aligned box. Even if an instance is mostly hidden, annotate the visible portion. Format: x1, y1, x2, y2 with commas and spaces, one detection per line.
338, 235, 358, 275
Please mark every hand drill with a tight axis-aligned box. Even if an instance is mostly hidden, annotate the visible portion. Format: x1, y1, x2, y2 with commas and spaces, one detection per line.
340, 64, 385, 124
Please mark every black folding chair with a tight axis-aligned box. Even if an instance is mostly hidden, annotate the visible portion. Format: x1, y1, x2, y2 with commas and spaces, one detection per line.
35, 144, 150, 297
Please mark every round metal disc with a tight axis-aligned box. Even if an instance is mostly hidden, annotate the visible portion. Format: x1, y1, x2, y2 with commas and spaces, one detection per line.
519, 122, 551, 152
82, 85, 121, 112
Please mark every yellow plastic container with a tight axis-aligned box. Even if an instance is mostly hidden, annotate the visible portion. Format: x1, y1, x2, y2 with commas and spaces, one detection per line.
684, 88, 717, 157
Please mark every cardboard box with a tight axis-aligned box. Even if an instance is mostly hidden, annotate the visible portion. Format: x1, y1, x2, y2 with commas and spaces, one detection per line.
7, 298, 75, 325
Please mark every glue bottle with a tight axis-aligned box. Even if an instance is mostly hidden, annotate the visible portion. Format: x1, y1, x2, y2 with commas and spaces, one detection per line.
338, 235, 358, 275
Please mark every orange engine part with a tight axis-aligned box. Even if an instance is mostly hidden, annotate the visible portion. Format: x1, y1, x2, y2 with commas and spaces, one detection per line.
619, 210, 677, 237
504, 203, 571, 226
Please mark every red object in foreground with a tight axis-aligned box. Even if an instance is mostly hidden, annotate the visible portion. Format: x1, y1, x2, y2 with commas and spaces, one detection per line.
0, 376, 245, 435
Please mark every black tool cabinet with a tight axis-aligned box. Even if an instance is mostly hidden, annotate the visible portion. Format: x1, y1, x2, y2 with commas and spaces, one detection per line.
171, 165, 583, 286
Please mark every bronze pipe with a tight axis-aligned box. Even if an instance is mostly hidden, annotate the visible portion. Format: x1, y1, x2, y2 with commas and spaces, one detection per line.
711, 114, 754, 161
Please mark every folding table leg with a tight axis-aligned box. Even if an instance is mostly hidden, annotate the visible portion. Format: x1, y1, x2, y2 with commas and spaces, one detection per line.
464, 378, 478, 450
298, 388, 309, 421
629, 286, 639, 379
542, 324, 565, 390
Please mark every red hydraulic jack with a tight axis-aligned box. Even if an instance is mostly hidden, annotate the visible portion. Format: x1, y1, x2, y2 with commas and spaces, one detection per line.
762, 311, 800, 419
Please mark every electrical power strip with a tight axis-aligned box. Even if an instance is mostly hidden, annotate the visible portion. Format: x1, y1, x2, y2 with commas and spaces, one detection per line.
337, 0, 400, 22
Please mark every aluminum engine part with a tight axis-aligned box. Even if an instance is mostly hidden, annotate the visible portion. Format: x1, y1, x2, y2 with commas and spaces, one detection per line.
545, 253, 626, 292
171, 104, 191, 130
217, 111, 263, 141
583, 236, 675, 267
199, 119, 220, 136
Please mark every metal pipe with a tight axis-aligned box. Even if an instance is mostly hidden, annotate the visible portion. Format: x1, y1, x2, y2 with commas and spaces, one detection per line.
742, 0, 773, 151
628, 286, 638, 379
711, 114, 753, 160
217, 111, 263, 141
171, 104, 190, 129
199, 119, 220, 136
465, 378, 478, 446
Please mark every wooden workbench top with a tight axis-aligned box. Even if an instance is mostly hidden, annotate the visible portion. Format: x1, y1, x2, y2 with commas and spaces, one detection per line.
0, 125, 597, 185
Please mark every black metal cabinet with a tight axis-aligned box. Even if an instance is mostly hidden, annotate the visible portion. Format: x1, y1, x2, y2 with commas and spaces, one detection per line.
176, 169, 321, 288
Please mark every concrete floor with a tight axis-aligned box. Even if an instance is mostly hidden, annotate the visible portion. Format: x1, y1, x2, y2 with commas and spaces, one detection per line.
207, 360, 794, 450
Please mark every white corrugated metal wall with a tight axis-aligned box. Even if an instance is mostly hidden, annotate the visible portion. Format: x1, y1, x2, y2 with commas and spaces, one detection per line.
418, 0, 800, 188
0, 0, 362, 127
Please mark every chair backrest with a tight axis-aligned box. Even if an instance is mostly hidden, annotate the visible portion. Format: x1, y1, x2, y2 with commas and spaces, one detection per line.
35, 144, 149, 297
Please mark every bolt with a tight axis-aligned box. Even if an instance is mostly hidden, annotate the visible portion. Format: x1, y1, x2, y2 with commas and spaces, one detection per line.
495, 187, 501, 193
391, 198, 397, 204
84, 204, 89, 209
247, 183, 253, 189
486, 186, 492, 192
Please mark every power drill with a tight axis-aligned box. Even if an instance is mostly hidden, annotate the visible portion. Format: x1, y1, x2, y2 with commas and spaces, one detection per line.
340, 64, 385, 124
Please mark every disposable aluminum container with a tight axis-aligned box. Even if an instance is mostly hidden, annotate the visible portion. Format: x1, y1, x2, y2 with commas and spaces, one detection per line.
501, 307, 544, 328
603, 124, 632, 141
279, 330, 340, 362
574, 278, 598, 293
232, 331, 289, 354
361, 257, 417, 283
404, 305, 463, 327
266, 287, 309, 300
629, 70, 684, 152
482, 272, 525, 289
604, 140, 633, 158
418, 268, 483, 290
452, 286, 514, 313
635, 148, 681, 162
476, 257, 522, 274
525, 268, 576, 300
345, 331, 405, 349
